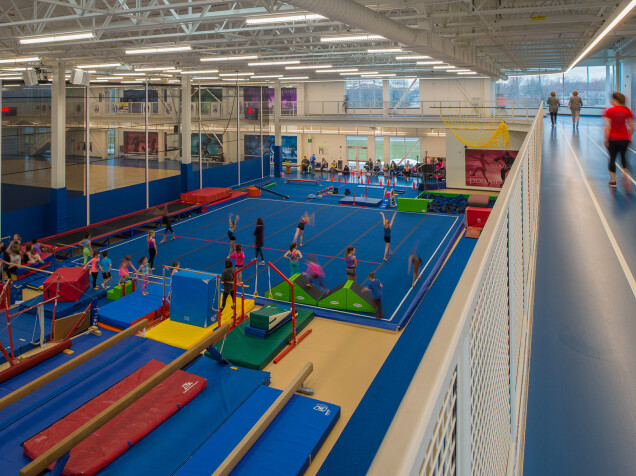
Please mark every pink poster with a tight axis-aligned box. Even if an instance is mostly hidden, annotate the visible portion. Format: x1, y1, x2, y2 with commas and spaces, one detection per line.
123, 131, 158, 154
465, 149, 518, 188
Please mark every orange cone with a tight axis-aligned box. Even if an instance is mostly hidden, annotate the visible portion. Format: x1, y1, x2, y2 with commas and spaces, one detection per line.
367, 176, 370, 185
412, 181, 416, 189
345, 175, 348, 183
338, 175, 341, 183
393, 179, 396, 187
280, 172, 284, 179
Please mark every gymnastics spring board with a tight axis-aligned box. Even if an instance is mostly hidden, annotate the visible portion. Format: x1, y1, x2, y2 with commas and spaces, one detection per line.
214, 309, 314, 370
175, 385, 341, 476
97, 355, 270, 476
146, 298, 255, 349
98, 292, 165, 329
0, 337, 183, 475
23, 360, 206, 476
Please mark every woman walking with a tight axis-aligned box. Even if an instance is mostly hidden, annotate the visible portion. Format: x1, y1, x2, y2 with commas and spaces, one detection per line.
547, 91, 560, 127
604, 91, 634, 191
568, 90, 583, 128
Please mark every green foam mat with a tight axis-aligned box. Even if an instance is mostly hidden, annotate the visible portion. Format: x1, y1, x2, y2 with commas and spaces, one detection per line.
249, 306, 290, 330
216, 309, 314, 370
106, 281, 134, 300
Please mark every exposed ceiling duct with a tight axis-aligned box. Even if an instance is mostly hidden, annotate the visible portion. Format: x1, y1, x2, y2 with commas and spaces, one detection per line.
284, 0, 501, 78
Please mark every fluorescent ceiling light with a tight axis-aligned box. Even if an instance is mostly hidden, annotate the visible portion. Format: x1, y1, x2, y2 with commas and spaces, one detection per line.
0, 75, 22, 79
77, 63, 120, 69
219, 72, 254, 77
0, 57, 40, 64
90, 79, 108, 83
249, 60, 300, 66
121, 81, 143, 84
321, 35, 385, 43
285, 65, 331, 70
417, 61, 444, 65
396, 55, 431, 60
221, 78, 249, 81
368, 48, 402, 53
168, 80, 181, 83
246, 14, 325, 25
135, 67, 179, 72
457, 72, 478, 75
193, 76, 219, 80
454, 69, 471, 73
433, 65, 455, 69
126, 45, 192, 55
95, 76, 123, 80
20, 32, 93, 44
340, 71, 378, 76
201, 55, 258, 62
180, 69, 219, 75
2, 67, 30, 71
361, 73, 396, 77
120, 73, 146, 76
281, 76, 308, 80
567, 0, 636, 72
317, 68, 359, 73
251, 74, 283, 79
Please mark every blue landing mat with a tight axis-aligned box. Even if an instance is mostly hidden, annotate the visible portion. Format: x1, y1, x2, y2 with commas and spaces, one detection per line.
98, 291, 164, 328
18, 286, 105, 319
175, 385, 340, 476
0, 312, 52, 364
0, 337, 183, 474
318, 237, 476, 476
99, 356, 270, 476
338, 196, 382, 207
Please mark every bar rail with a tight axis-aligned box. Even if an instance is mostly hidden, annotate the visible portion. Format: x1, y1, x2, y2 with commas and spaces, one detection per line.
367, 104, 543, 476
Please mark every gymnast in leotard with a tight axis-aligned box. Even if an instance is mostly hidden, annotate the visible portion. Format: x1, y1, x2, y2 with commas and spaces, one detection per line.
293, 212, 310, 247
228, 213, 239, 254
380, 211, 396, 262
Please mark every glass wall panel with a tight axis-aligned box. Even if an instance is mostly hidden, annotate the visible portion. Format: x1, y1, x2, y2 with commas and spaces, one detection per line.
345, 80, 383, 109
388, 79, 420, 108
390, 137, 420, 165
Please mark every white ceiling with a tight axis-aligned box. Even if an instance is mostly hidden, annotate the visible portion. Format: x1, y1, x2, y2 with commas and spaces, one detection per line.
0, 0, 634, 81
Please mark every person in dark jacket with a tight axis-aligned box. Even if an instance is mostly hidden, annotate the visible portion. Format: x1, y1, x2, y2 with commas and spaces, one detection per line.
254, 218, 265, 265
220, 259, 235, 311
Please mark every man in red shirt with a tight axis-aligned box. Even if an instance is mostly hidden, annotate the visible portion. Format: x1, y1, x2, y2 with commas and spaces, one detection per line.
603, 91, 634, 191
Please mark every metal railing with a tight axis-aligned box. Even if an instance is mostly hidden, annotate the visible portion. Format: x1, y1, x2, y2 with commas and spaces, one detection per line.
367, 104, 543, 475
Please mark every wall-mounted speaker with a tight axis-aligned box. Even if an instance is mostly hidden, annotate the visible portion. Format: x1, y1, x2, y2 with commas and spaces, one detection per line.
22, 70, 38, 86
70, 69, 91, 86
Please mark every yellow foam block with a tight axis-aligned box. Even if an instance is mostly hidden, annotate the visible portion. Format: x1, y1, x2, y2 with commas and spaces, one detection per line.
146, 298, 255, 349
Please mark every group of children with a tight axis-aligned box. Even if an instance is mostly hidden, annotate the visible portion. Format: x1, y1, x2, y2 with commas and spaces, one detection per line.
0, 234, 48, 278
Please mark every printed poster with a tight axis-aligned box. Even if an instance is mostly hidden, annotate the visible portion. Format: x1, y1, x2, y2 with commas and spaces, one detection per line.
465, 149, 518, 188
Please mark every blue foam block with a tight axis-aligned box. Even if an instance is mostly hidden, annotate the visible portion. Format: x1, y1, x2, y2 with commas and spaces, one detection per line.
171, 270, 217, 328
98, 356, 270, 476
175, 385, 340, 476
338, 196, 382, 207
98, 291, 164, 328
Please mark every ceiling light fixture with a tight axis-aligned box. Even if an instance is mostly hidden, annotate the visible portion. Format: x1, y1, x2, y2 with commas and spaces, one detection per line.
566, 0, 636, 72
457, 72, 478, 75
95, 76, 123, 80
340, 71, 378, 76
285, 65, 332, 70
433, 65, 454, 69
454, 69, 471, 73
20, 32, 93, 44
368, 48, 402, 53
120, 73, 146, 76
126, 45, 192, 55
360, 73, 396, 77
248, 60, 300, 66
77, 63, 121, 69
219, 72, 254, 77
0, 57, 40, 64
180, 69, 219, 75
221, 78, 249, 81
246, 14, 325, 25
321, 35, 385, 43
281, 76, 309, 81
251, 75, 284, 79
317, 68, 359, 73
192, 76, 219, 80
135, 67, 179, 72
417, 61, 444, 65
396, 55, 431, 60
201, 55, 258, 62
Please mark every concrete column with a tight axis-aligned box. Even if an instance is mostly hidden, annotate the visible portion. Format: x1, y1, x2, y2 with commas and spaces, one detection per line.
368, 134, 375, 160
383, 80, 390, 116
49, 62, 67, 234
384, 135, 391, 166
180, 75, 193, 192
273, 80, 282, 177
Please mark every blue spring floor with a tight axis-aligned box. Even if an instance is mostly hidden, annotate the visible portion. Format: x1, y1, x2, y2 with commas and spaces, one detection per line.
62, 181, 460, 329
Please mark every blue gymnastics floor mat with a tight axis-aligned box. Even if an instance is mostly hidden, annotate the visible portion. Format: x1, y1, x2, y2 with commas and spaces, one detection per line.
318, 237, 476, 476
98, 356, 270, 476
175, 385, 340, 476
0, 337, 183, 474
98, 291, 164, 328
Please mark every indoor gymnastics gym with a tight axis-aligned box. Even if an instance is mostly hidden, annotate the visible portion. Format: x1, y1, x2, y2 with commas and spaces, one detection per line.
1, 2, 636, 476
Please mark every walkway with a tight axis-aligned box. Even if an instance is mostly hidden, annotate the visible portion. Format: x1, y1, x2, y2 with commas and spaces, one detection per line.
524, 116, 636, 475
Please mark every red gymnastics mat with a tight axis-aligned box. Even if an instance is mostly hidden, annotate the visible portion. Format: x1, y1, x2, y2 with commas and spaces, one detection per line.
180, 187, 231, 204
23, 360, 206, 476
43, 267, 90, 302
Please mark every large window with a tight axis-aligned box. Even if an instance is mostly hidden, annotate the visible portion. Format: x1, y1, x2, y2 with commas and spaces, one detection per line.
345, 80, 383, 109
375, 137, 384, 164
390, 137, 420, 165
388, 79, 420, 108
495, 65, 616, 107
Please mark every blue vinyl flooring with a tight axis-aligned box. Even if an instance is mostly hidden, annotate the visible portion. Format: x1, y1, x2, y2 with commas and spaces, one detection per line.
524, 117, 636, 475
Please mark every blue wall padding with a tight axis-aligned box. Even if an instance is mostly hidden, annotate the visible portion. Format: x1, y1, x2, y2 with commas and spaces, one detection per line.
180, 162, 194, 193
170, 270, 217, 328
1, 203, 48, 244
66, 194, 87, 231
89, 182, 146, 225
98, 356, 270, 476
273, 145, 282, 178
2, 183, 50, 212
175, 385, 341, 476
317, 238, 477, 476
240, 157, 263, 184
48, 187, 68, 234
150, 175, 180, 206
0, 337, 183, 475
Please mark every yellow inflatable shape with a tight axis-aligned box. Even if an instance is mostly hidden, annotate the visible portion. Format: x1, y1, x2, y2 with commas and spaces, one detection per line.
146, 297, 255, 349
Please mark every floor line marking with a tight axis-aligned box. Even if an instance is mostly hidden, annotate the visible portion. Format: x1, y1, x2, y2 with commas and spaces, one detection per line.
388, 216, 459, 321
562, 131, 636, 299
580, 129, 636, 186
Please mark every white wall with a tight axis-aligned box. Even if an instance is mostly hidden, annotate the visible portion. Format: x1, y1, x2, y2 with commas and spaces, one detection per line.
420, 78, 493, 103
446, 129, 528, 190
